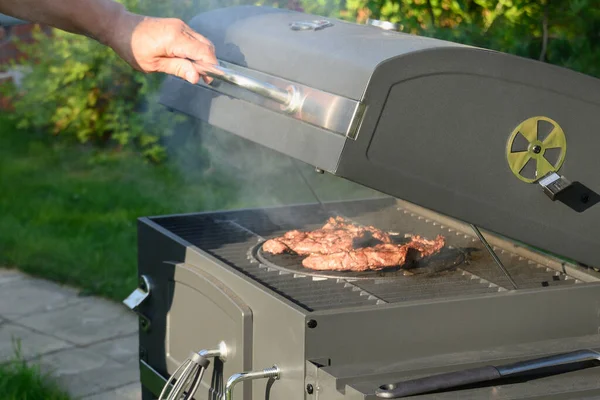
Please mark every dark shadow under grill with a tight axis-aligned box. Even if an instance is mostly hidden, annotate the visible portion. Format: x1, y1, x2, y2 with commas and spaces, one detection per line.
152, 199, 580, 311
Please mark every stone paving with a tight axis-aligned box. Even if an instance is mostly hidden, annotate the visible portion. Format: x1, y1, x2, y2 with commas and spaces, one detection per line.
0, 267, 141, 399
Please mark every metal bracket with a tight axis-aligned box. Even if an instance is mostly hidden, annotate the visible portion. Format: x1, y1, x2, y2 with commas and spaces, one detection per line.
367, 19, 399, 31
140, 359, 170, 397
470, 225, 518, 290
290, 20, 334, 31
539, 172, 572, 201
123, 275, 152, 332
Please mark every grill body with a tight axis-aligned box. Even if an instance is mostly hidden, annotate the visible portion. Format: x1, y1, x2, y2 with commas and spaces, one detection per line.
136, 199, 600, 400
148, 5, 600, 398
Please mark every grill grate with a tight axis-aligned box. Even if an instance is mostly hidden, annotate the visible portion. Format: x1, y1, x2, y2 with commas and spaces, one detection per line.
152, 200, 580, 311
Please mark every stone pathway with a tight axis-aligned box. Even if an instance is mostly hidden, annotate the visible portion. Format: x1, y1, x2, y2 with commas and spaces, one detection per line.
0, 268, 141, 399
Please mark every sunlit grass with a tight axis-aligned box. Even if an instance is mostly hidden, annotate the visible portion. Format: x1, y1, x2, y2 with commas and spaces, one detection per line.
0, 341, 71, 400
0, 114, 239, 300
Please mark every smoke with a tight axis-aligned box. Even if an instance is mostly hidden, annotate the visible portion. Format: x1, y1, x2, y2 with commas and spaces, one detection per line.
136, 0, 385, 217
159, 111, 384, 212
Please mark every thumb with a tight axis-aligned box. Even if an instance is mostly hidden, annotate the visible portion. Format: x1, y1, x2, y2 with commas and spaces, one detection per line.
156, 58, 200, 84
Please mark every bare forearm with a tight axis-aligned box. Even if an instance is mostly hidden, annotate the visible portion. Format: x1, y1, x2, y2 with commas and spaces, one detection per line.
0, 0, 129, 44
0, 0, 217, 84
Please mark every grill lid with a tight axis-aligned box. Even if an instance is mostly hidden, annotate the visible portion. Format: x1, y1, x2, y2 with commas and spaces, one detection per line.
159, 6, 600, 269
184, 5, 463, 101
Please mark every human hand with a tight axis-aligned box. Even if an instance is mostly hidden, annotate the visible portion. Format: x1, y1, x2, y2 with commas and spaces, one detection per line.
107, 12, 218, 84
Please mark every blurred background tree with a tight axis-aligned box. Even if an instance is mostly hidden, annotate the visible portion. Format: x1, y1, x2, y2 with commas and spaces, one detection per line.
337, 0, 600, 78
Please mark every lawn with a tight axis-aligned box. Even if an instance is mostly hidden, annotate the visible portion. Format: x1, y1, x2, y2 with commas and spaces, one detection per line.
0, 113, 242, 301
0, 363, 71, 400
0, 344, 71, 400
0, 113, 378, 301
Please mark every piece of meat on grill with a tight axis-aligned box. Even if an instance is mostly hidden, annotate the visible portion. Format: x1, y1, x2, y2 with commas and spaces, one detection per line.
262, 216, 446, 271
291, 230, 357, 255
262, 217, 392, 256
407, 235, 445, 257
301, 235, 446, 272
263, 228, 356, 255
302, 243, 409, 271
322, 216, 392, 244
262, 230, 306, 254
262, 239, 290, 254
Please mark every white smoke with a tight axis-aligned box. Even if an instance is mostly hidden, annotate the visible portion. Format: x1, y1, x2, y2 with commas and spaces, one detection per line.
141, 0, 384, 214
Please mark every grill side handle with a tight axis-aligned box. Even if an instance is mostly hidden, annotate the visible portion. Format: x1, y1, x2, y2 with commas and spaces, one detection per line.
375, 349, 600, 398
375, 366, 501, 398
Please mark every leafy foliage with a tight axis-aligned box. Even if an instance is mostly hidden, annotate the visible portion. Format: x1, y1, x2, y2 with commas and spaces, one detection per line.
4, 0, 600, 163
339, 0, 600, 79
0, 340, 71, 400
3, 0, 190, 162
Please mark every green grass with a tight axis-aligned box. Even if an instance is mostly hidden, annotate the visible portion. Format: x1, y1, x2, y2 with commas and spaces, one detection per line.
0, 113, 241, 300
0, 343, 71, 400
0, 113, 380, 301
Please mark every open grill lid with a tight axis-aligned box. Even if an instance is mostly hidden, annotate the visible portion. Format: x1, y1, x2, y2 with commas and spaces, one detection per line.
159, 5, 600, 269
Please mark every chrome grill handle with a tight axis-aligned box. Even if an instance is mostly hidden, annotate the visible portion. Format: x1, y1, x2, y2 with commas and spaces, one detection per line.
204, 63, 302, 113
223, 366, 280, 400
376, 349, 600, 398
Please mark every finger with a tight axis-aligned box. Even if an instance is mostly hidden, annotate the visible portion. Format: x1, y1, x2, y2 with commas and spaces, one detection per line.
156, 58, 200, 84
184, 27, 215, 49
171, 38, 218, 84
191, 60, 218, 84
191, 60, 220, 74
170, 35, 218, 66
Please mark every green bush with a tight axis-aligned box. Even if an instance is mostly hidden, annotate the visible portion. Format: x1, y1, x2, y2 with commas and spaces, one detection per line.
342, 0, 600, 79
1, 0, 283, 163
3, 0, 192, 163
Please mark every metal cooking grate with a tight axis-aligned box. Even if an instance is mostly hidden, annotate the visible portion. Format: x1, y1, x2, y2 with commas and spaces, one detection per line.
152, 200, 580, 311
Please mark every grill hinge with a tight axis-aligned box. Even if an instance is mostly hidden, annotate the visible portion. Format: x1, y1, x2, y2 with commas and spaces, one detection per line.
123, 275, 152, 332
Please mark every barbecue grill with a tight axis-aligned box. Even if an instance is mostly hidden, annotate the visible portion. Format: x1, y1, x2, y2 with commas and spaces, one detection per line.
123, 5, 600, 400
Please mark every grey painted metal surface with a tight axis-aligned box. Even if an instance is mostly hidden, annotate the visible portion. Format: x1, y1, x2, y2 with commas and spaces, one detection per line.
159, 77, 346, 173
136, 218, 308, 400
336, 45, 600, 268
160, 5, 600, 268
0, 14, 26, 26
321, 334, 600, 399
150, 8, 600, 396
135, 200, 600, 400
199, 60, 365, 138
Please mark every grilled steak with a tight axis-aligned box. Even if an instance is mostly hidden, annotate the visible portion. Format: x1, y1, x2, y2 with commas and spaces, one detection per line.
302, 243, 409, 271
302, 235, 446, 271
262, 216, 445, 272
321, 216, 392, 244
407, 235, 445, 258
262, 217, 392, 256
